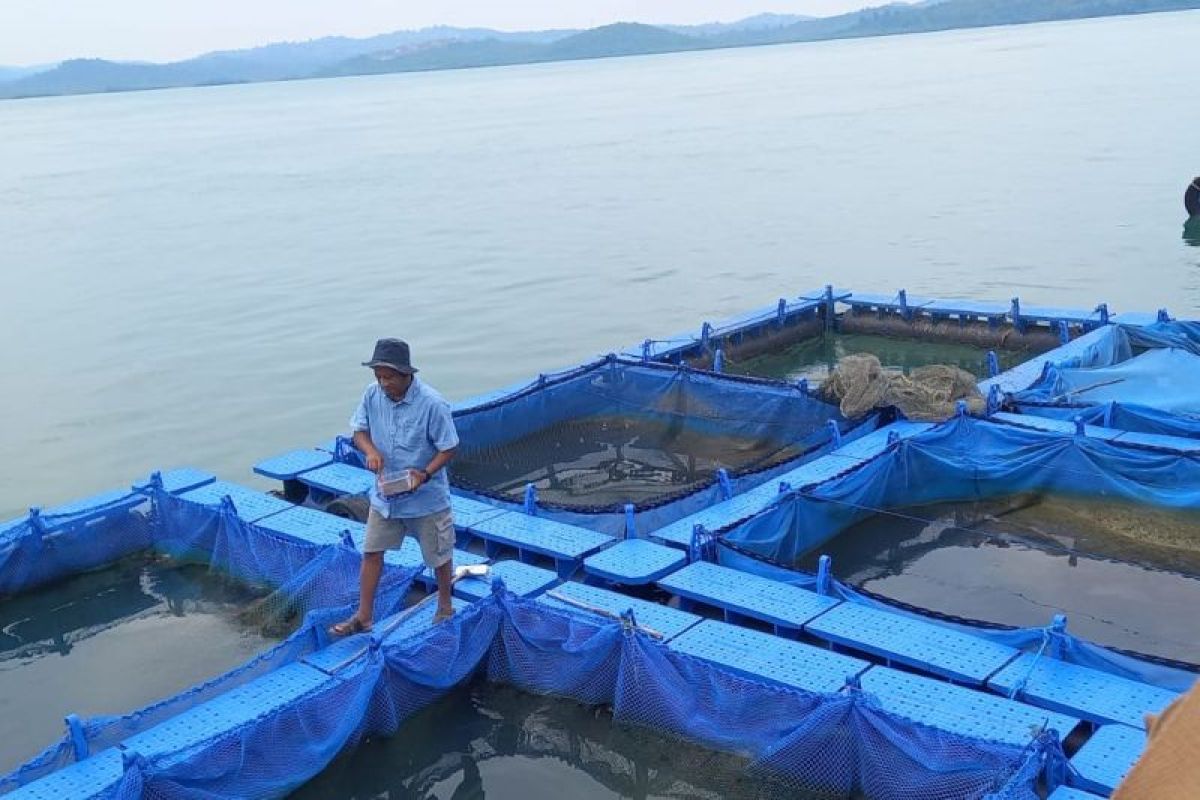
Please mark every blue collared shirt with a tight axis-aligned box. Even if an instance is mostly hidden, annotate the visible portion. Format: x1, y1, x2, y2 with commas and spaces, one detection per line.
349, 378, 459, 518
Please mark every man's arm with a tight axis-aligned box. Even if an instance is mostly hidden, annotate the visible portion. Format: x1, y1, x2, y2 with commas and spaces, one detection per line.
414, 399, 459, 488
415, 448, 456, 485
352, 430, 384, 473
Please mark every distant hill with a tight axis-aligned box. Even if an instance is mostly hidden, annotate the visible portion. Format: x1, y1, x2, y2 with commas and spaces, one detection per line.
0, 26, 581, 98
0, 57, 269, 97
710, 0, 1200, 46
0, 64, 56, 83
193, 25, 577, 79
662, 13, 813, 37
3, 0, 1199, 100
323, 23, 700, 76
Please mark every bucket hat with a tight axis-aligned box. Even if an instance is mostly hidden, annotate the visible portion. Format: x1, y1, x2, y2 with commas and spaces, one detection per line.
362, 339, 418, 374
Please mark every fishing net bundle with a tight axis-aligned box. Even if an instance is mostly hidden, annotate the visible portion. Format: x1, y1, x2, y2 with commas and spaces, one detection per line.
820, 354, 984, 421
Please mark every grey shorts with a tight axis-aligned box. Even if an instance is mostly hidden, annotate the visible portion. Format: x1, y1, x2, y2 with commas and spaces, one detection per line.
363, 508, 455, 568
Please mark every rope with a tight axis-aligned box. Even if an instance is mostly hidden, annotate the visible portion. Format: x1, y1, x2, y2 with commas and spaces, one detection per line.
1006, 627, 1052, 700
543, 589, 665, 640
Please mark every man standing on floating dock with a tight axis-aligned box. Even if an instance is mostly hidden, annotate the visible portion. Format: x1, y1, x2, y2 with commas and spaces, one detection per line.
331, 339, 460, 635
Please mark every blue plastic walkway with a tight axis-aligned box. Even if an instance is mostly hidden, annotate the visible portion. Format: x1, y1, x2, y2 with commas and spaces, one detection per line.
252, 449, 334, 481
177, 480, 293, 523
295, 462, 375, 497
1047, 787, 1105, 800
615, 287, 842, 362
131, 467, 216, 496
304, 597, 474, 675
453, 560, 558, 602
2, 467, 207, 535
657, 560, 838, 634
991, 412, 1200, 454
669, 620, 868, 694
1070, 724, 1146, 796
121, 661, 335, 769
465, 512, 614, 579
979, 326, 1114, 395
988, 654, 1178, 729
5, 748, 124, 800
582, 539, 686, 586
540, 582, 702, 641
859, 666, 1079, 748
260, 453, 512, 530
651, 421, 933, 548
29, 489, 146, 530
805, 601, 1019, 686
841, 291, 1109, 329
253, 505, 355, 546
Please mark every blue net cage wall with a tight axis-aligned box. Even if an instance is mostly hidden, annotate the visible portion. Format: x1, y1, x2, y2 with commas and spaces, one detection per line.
447, 356, 873, 535
2, 419, 1190, 799
1, 534, 1063, 800
716, 414, 1200, 566
695, 413, 1200, 681
0, 483, 423, 797
7, 301, 1199, 799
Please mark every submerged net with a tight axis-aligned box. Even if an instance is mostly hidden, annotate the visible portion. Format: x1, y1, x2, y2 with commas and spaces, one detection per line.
453, 414, 812, 508
451, 357, 852, 513
820, 354, 984, 421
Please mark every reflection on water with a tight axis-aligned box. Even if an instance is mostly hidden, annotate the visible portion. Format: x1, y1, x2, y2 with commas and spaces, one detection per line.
799, 494, 1200, 663
0, 554, 279, 773
727, 333, 1030, 385
1184, 217, 1200, 247
452, 416, 802, 508
293, 680, 815, 800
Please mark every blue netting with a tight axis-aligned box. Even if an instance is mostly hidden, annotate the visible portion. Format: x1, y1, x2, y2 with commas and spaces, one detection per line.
151, 490, 415, 635
708, 414, 1200, 687
440, 356, 866, 535
0, 498, 151, 597
724, 414, 1200, 562
1015, 401, 1200, 439
8, 389, 1193, 797
0, 486, 421, 797
3, 562, 1056, 800
827, 580, 1198, 691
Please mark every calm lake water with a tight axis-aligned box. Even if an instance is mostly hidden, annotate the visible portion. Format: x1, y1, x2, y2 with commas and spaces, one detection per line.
2, 11, 1199, 520
292, 680, 807, 800
0, 554, 278, 772
798, 495, 1200, 663
2, 9, 1200, 794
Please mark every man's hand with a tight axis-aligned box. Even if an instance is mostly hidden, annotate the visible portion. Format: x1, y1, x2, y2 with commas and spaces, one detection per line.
353, 431, 384, 473
409, 468, 429, 490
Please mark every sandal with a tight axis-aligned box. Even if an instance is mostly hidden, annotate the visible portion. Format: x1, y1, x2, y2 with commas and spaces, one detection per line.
329, 617, 372, 637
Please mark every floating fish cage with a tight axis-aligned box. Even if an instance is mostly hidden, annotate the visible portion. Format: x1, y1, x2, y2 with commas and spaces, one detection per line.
658, 289, 1083, 378
0, 286, 1195, 800
448, 357, 869, 537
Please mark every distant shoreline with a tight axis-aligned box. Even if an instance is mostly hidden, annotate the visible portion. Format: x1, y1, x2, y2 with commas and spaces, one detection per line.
2, 2, 1197, 102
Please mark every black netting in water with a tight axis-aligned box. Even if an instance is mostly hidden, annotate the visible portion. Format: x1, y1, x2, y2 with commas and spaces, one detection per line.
450, 359, 848, 511
452, 414, 816, 508
715, 331, 1044, 385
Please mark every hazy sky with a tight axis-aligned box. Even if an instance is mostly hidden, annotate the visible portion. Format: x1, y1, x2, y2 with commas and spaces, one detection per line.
0, 1, 878, 66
